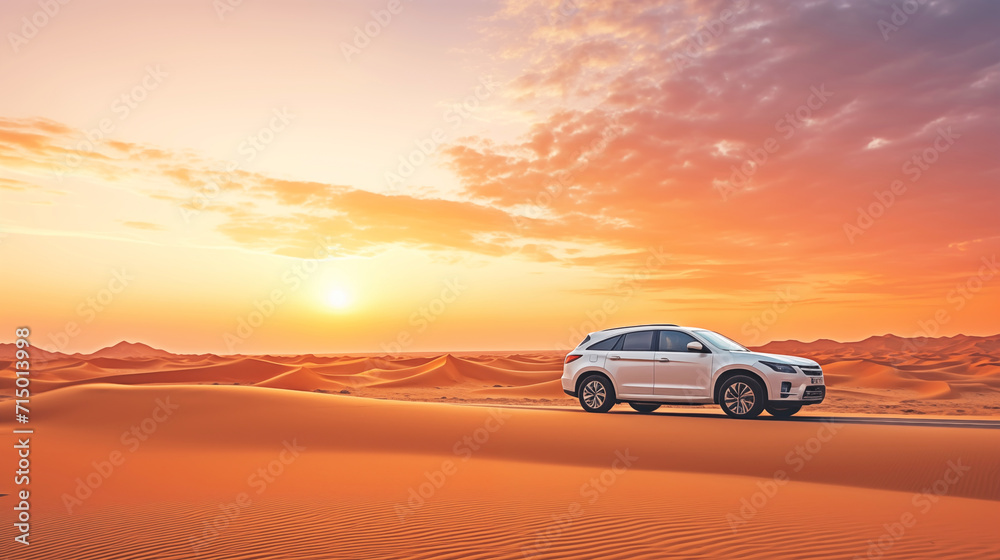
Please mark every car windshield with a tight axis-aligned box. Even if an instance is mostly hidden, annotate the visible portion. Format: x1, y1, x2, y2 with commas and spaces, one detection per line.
694, 330, 748, 351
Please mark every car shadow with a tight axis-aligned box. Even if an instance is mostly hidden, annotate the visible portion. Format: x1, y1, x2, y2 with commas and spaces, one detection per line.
610, 409, 1000, 429
462, 402, 1000, 429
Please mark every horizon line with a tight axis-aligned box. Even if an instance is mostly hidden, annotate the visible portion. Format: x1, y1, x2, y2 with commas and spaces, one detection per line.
6, 331, 999, 358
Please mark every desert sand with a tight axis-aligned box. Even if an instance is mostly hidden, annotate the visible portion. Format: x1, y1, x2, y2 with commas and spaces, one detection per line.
2, 335, 1000, 559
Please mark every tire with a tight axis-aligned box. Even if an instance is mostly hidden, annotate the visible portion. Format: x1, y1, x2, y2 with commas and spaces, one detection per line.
765, 404, 802, 418
579, 374, 615, 413
719, 375, 765, 419
629, 403, 661, 414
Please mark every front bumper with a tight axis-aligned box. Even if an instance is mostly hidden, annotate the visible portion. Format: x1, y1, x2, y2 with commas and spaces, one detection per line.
767, 386, 825, 406
763, 369, 826, 404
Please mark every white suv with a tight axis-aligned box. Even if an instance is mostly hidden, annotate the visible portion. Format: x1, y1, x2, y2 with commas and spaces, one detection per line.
561, 324, 825, 418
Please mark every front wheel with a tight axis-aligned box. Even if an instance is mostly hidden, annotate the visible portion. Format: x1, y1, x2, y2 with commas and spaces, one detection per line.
719, 375, 765, 419
579, 375, 615, 413
765, 404, 802, 418
629, 403, 660, 414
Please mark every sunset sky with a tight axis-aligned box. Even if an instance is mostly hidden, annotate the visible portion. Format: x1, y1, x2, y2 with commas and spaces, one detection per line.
1, 0, 998, 354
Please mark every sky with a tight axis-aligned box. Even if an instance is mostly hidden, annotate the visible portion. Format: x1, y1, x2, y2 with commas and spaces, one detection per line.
1, 0, 998, 354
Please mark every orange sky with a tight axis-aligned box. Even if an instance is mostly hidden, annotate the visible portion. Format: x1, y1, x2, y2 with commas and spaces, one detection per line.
1, 0, 998, 354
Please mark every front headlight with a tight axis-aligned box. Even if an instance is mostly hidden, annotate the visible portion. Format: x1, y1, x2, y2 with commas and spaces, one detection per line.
761, 361, 796, 374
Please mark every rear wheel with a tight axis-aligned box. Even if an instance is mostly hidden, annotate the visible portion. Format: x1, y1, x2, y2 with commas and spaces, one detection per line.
719, 375, 765, 419
765, 404, 802, 418
629, 403, 660, 414
579, 375, 615, 413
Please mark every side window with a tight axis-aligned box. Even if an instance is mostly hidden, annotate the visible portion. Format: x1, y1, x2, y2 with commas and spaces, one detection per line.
658, 330, 701, 352
587, 335, 620, 351
621, 331, 655, 351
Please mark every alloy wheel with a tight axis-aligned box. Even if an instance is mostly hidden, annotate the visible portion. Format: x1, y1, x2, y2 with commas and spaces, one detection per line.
582, 380, 607, 409
724, 382, 755, 415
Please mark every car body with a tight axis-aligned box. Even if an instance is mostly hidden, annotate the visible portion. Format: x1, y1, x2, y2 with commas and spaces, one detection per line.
561, 324, 824, 418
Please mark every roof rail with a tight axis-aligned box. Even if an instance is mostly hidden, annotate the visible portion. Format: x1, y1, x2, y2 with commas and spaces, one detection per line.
598, 323, 678, 333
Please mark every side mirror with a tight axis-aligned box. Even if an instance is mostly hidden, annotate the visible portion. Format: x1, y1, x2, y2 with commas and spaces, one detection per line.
687, 341, 705, 352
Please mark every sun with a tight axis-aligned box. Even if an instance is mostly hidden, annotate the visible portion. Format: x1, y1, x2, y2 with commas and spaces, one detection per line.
325, 288, 352, 310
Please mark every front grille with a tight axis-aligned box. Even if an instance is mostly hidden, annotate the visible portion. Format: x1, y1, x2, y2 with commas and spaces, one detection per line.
800, 365, 823, 376
803, 386, 826, 400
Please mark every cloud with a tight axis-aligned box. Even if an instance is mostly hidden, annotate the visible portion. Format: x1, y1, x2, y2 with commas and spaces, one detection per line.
122, 221, 166, 231
0, 117, 598, 262
0, 177, 33, 191
443, 0, 1000, 299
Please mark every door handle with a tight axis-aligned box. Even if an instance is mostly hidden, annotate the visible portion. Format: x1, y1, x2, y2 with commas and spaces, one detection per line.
609, 355, 621, 360
658, 357, 670, 362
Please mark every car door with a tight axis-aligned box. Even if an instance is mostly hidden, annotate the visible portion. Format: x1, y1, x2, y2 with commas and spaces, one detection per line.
608, 330, 656, 397
654, 330, 713, 399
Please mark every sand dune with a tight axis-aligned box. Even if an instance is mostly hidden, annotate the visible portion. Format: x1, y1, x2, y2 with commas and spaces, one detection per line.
29, 360, 109, 380
2, 384, 998, 560
66, 340, 182, 360
83, 356, 172, 370
754, 334, 1000, 414
255, 366, 351, 393
2, 335, 1000, 415
32, 357, 293, 391
372, 355, 553, 389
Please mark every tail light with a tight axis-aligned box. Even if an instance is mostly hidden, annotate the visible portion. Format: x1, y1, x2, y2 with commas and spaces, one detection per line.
565, 354, 583, 364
